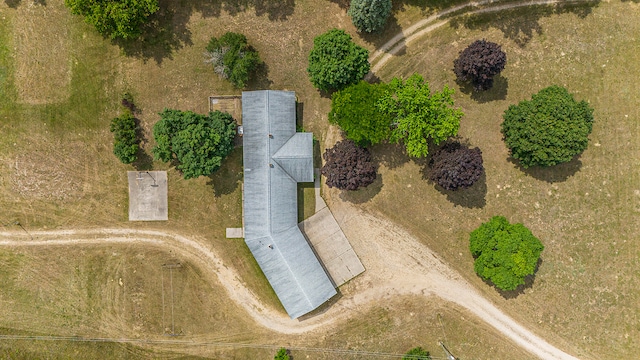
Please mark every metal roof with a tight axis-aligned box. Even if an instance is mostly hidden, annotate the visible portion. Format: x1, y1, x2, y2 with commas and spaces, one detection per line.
242, 90, 336, 319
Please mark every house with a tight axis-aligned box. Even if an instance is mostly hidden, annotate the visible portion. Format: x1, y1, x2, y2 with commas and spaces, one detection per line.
242, 90, 337, 319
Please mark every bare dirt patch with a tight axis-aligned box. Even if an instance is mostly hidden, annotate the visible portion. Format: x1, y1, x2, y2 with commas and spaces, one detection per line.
13, 1, 72, 104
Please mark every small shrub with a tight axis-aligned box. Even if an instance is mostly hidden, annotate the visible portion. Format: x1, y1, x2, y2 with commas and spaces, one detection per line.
321, 139, 377, 191
274, 347, 290, 360
402, 347, 431, 360
429, 142, 484, 191
110, 110, 139, 164
348, 0, 392, 33
453, 39, 506, 91
307, 29, 370, 92
205, 32, 262, 88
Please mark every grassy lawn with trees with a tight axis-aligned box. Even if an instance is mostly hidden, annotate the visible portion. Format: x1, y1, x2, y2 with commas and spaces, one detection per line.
0, 0, 638, 359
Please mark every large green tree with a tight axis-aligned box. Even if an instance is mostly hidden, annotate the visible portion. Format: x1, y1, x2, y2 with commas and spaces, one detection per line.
501, 85, 594, 168
329, 81, 391, 146
205, 32, 262, 89
65, 0, 159, 40
470, 216, 544, 291
307, 29, 370, 92
348, 0, 393, 33
378, 74, 463, 158
152, 109, 236, 179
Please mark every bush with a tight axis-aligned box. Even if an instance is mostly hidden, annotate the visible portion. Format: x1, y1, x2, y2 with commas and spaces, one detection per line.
321, 139, 377, 191
307, 29, 370, 92
453, 39, 506, 90
348, 0, 392, 33
501, 85, 594, 168
64, 0, 159, 40
329, 81, 391, 146
378, 73, 464, 158
110, 110, 139, 164
273, 348, 290, 360
152, 110, 236, 179
402, 347, 431, 360
429, 142, 484, 191
470, 216, 544, 291
205, 32, 262, 89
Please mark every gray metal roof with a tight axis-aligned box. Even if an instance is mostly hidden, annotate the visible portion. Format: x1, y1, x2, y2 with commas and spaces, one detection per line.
242, 90, 336, 319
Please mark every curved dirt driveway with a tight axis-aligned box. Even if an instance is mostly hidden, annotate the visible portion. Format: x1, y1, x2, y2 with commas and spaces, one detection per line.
0, 0, 596, 359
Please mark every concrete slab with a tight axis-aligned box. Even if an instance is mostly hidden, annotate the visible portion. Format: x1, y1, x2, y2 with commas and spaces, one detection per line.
128, 171, 168, 221
226, 228, 244, 238
299, 207, 365, 287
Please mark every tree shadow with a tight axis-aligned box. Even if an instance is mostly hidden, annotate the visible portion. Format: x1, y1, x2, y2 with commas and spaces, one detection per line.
338, 172, 383, 204
457, 74, 508, 103
112, 0, 295, 64
449, 2, 601, 47
370, 141, 411, 170
494, 257, 543, 299
508, 155, 583, 183
434, 171, 487, 208
206, 147, 243, 197
246, 61, 273, 90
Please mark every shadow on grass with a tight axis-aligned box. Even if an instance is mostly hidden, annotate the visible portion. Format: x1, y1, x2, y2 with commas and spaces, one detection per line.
457, 74, 508, 103
508, 155, 582, 183
113, 0, 295, 64
435, 172, 487, 209
371, 141, 411, 170
338, 172, 383, 204
246, 62, 273, 90
207, 147, 243, 197
493, 258, 543, 300
132, 116, 154, 171
450, 2, 601, 47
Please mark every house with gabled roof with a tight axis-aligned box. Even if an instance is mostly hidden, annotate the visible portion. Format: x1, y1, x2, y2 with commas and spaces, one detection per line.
242, 90, 337, 319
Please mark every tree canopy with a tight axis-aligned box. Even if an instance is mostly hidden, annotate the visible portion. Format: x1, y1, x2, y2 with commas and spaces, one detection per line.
329, 81, 391, 146
378, 73, 463, 158
454, 39, 507, 91
501, 85, 594, 168
64, 0, 159, 40
470, 216, 544, 291
205, 32, 262, 89
110, 110, 139, 164
321, 139, 377, 191
152, 109, 236, 179
402, 347, 431, 360
429, 142, 484, 191
348, 0, 392, 33
307, 29, 370, 92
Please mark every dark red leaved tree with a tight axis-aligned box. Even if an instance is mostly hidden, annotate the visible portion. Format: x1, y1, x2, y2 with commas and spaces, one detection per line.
321, 139, 377, 191
429, 142, 484, 191
454, 39, 506, 91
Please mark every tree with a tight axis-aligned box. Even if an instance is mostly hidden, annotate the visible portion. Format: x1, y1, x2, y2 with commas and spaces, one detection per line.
378, 73, 464, 158
453, 39, 507, 91
429, 142, 484, 191
321, 139, 377, 191
501, 85, 594, 168
110, 110, 139, 164
205, 32, 262, 89
470, 216, 544, 291
64, 0, 159, 40
273, 348, 290, 360
402, 347, 431, 360
348, 0, 392, 33
307, 29, 370, 92
152, 109, 236, 179
329, 81, 391, 146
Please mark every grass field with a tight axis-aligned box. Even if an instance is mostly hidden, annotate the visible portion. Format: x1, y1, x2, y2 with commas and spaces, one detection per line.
0, 0, 638, 358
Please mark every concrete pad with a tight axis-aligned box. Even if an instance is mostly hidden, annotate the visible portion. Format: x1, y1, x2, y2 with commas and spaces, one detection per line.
226, 228, 244, 238
128, 171, 168, 221
299, 207, 365, 287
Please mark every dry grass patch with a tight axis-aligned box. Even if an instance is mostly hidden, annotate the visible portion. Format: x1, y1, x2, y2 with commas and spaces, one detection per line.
12, 1, 72, 104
